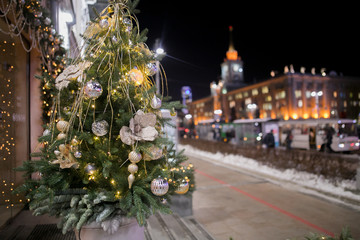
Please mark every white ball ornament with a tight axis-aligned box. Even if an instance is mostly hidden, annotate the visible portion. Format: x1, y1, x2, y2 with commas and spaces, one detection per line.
151, 177, 169, 196
128, 163, 138, 174
56, 120, 69, 132
150, 95, 161, 109
57, 133, 67, 140
128, 151, 142, 163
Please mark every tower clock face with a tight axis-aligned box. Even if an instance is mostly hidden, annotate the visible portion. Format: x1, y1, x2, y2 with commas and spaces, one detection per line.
232, 64, 242, 72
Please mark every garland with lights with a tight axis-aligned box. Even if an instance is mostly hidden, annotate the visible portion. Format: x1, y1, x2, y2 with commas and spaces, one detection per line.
15, 0, 195, 235
0, 0, 66, 123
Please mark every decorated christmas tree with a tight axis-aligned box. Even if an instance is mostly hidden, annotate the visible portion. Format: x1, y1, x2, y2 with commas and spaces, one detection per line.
15, 0, 194, 235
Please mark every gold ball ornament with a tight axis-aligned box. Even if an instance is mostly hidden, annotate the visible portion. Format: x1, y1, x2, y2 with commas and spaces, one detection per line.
56, 120, 69, 132
128, 151, 142, 163
151, 177, 169, 196
175, 180, 190, 195
128, 68, 144, 86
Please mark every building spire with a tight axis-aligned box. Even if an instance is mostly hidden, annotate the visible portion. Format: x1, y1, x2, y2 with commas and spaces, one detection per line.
226, 26, 239, 61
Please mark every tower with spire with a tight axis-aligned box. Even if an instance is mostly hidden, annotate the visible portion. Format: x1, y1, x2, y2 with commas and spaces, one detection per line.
220, 26, 245, 91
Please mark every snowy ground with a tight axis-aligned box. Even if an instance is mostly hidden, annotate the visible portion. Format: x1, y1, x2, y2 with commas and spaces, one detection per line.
179, 144, 360, 211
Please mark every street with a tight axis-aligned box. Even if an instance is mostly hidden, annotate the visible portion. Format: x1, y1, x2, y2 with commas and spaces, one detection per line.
189, 155, 360, 240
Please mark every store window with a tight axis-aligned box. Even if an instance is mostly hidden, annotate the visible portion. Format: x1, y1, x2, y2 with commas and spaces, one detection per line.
0, 19, 29, 224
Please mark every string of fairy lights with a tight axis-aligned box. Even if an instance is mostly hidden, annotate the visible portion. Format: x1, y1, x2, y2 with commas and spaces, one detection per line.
0, 0, 66, 210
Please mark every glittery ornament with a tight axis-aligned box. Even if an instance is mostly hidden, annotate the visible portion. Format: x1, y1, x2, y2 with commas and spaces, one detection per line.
111, 35, 118, 43
128, 174, 135, 189
128, 163, 138, 174
123, 18, 132, 32
128, 68, 144, 86
54, 150, 61, 156
57, 133, 67, 140
44, 17, 51, 25
99, 18, 109, 28
71, 138, 79, 146
150, 95, 161, 109
85, 164, 96, 174
151, 177, 169, 196
56, 120, 69, 132
74, 151, 82, 158
42, 129, 51, 136
92, 120, 109, 136
175, 180, 189, 194
144, 62, 157, 76
84, 80, 103, 99
128, 151, 142, 163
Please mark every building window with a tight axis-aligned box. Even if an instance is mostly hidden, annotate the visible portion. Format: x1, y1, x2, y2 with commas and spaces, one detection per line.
235, 93, 243, 99
349, 92, 353, 98
306, 91, 311, 98
229, 100, 235, 108
252, 89, 258, 96
265, 95, 272, 102
245, 98, 252, 105
298, 100, 303, 107
295, 90, 302, 98
262, 86, 269, 94
243, 92, 248, 97
263, 103, 272, 110
275, 90, 286, 100
333, 91, 337, 98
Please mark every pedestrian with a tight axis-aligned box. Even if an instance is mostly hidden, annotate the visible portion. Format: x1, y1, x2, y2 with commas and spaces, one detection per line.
263, 129, 275, 148
285, 130, 293, 150
325, 126, 334, 152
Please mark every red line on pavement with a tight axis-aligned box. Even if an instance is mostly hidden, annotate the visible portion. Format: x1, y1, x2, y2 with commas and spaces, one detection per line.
195, 169, 335, 237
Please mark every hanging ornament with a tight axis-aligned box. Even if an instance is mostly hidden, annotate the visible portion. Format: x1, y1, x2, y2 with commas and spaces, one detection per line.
150, 95, 162, 109
128, 174, 135, 189
92, 120, 109, 136
123, 18, 132, 32
128, 163, 138, 174
170, 107, 177, 116
111, 35, 118, 43
74, 151, 82, 158
84, 80, 103, 99
128, 68, 144, 86
84, 164, 96, 175
71, 138, 79, 146
44, 17, 51, 25
99, 18, 109, 28
128, 150, 142, 163
57, 133, 67, 140
151, 177, 169, 196
42, 129, 51, 136
175, 180, 189, 194
56, 120, 69, 132
144, 62, 157, 76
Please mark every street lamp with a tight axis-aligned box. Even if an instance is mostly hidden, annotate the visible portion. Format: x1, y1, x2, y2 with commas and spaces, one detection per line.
154, 39, 166, 94
311, 91, 323, 118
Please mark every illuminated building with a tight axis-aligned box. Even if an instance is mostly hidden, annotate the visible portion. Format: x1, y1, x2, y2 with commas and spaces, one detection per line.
187, 31, 360, 125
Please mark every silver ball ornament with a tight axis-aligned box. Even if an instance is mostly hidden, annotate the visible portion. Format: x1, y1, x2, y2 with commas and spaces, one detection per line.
99, 18, 109, 28
85, 164, 96, 174
74, 151, 82, 158
150, 95, 162, 109
151, 177, 169, 196
92, 120, 109, 136
84, 80, 103, 99
144, 62, 157, 76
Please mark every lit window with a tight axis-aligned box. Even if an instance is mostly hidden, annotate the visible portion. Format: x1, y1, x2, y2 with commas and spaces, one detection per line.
295, 90, 302, 98
265, 95, 272, 102
333, 91, 337, 98
275, 90, 286, 100
252, 89, 258, 96
245, 98, 252, 105
263, 103, 272, 110
262, 86, 269, 94
298, 100, 303, 107
243, 92, 248, 97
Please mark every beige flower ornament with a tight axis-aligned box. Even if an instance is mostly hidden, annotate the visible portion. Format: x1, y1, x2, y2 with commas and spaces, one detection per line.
119, 110, 158, 145
51, 144, 79, 169
55, 61, 92, 90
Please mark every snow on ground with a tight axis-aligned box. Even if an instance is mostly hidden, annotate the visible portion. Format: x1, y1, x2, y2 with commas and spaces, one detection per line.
180, 144, 360, 209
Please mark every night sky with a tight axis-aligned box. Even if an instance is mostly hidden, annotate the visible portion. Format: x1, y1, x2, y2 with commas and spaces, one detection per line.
136, 1, 359, 101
